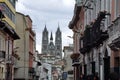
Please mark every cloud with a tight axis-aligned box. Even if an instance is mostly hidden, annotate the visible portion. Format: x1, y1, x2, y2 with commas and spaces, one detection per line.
16, 0, 75, 53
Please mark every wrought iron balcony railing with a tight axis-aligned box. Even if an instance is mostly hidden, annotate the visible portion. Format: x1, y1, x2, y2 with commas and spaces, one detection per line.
80, 11, 109, 54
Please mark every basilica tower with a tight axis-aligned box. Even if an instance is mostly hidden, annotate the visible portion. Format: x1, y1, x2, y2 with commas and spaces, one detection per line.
42, 25, 49, 54
55, 26, 62, 58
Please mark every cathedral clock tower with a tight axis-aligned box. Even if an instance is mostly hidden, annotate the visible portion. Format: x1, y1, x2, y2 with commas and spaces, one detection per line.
42, 25, 49, 54
55, 26, 62, 59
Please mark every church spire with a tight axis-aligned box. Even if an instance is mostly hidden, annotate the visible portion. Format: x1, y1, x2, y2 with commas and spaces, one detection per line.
50, 32, 53, 41
57, 23, 60, 32
43, 24, 47, 32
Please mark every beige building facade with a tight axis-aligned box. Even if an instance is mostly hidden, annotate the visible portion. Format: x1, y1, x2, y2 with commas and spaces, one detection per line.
14, 12, 36, 80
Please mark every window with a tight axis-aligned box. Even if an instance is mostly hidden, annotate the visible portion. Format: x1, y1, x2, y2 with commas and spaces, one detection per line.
0, 3, 15, 23
9, 0, 16, 8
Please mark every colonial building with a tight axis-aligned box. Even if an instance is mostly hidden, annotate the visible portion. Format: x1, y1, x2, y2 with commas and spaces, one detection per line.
69, 0, 120, 80
0, 0, 19, 80
68, 2, 84, 80
108, 0, 120, 79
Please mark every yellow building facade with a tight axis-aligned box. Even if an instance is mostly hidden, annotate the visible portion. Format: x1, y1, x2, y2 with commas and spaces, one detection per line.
0, 0, 19, 80
0, 0, 16, 29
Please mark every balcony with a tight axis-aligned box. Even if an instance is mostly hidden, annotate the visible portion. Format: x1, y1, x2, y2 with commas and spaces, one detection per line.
98, 30, 109, 43
80, 11, 109, 54
108, 16, 120, 51
84, 26, 93, 48
109, 37, 120, 51
70, 53, 80, 66
80, 26, 93, 54
92, 11, 109, 46
80, 30, 109, 54
94, 30, 109, 47
0, 51, 6, 59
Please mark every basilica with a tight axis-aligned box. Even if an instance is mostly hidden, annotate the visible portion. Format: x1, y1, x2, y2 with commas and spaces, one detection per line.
41, 25, 62, 59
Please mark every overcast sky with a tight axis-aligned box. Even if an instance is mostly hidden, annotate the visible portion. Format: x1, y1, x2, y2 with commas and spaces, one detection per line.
16, 0, 75, 53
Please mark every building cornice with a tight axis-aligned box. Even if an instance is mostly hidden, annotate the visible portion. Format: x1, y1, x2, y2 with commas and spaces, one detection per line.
68, 4, 82, 29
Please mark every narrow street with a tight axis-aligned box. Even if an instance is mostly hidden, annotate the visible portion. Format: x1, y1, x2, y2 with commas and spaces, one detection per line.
0, 0, 120, 80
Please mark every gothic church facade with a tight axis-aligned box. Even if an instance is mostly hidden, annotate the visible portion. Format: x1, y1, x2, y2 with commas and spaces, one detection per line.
41, 25, 62, 59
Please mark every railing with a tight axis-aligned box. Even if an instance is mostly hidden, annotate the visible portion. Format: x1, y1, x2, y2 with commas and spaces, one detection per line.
80, 25, 93, 54
80, 11, 109, 54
